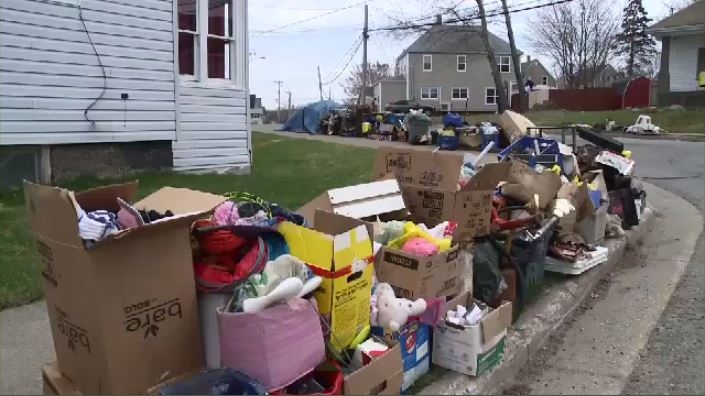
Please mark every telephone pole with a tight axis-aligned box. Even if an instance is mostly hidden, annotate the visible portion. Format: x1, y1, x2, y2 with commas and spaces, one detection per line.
359, 4, 369, 106
317, 66, 323, 101
274, 80, 283, 122
286, 91, 292, 119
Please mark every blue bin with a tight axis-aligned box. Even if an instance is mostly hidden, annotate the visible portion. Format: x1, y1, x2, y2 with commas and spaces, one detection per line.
481, 132, 500, 151
442, 112, 464, 129
498, 136, 563, 168
437, 134, 460, 150
156, 368, 268, 395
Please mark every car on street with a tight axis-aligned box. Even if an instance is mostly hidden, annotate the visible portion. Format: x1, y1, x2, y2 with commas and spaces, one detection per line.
384, 100, 435, 115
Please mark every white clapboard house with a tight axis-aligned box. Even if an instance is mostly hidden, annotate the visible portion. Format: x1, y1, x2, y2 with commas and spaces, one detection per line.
0, 0, 251, 187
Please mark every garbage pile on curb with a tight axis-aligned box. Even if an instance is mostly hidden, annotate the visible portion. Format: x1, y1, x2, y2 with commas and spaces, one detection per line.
27, 116, 647, 396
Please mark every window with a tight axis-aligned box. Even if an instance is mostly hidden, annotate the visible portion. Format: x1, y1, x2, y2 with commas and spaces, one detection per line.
451, 88, 468, 100
423, 54, 432, 72
457, 55, 466, 72
541, 76, 548, 85
421, 87, 439, 99
485, 87, 498, 105
498, 56, 510, 73
178, 0, 235, 81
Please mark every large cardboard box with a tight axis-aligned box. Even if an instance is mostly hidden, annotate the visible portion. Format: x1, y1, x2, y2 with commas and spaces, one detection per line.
371, 323, 430, 393
25, 182, 225, 394
373, 147, 562, 241
375, 245, 461, 299
344, 342, 404, 395
432, 293, 512, 376
278, 210, 374, 353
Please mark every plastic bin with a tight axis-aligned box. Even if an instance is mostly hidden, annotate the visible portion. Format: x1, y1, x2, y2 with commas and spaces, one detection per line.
155, 368, 267, 395
510, 226, 553, 310
481, 132, 500, 152
443, 112, 464, 129
407, 119, 431, 143
498, 136, 562, 168
437, 134, 460, 150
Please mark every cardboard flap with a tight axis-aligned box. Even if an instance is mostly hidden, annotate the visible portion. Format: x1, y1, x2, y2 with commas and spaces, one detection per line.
23, 181, 82, 246
314, 209, 374, 238
327, 179, 406, 220
462, 162, 512, 191
42, 362, 81, 395
75, 181, 138, 212
480, 301, 512, 344
133, 187, 225, 215
278, 221, 334, 271
373, 147, 465, 191
344, 343, 403, 395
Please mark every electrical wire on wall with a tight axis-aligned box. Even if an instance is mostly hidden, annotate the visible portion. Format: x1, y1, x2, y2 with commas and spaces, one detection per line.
78, 4, 107, 125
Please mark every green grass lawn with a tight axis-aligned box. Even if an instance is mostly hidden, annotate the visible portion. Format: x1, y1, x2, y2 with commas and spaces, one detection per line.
465, 108, 705, 135
0, 132, 375, 310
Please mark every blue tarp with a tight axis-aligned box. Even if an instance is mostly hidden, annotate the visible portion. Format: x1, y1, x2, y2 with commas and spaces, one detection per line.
281, 100, 340, 134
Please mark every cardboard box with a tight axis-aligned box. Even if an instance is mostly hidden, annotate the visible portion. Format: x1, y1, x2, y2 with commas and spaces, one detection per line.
432, 293, 512, 376
373, 147, 561, 241
371, 323, 430, 392
344, 342, 404, 395
375, 245, 461, 299
298, 179, 407, 225
43, 362, 81, 395
25, 182, 225, 394
575, 204, 608, 244
278, 209, 374, 353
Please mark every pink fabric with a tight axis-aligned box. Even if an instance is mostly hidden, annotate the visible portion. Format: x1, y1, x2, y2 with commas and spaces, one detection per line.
213, 201, 240, 226
217, 298, 326, 391
401, 237, 439, 256
409, 297, 445, 328
116, 197, 144, 229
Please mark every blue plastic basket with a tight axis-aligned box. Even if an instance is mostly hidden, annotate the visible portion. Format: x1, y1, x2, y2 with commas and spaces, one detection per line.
497, 136, 563, 168
481, 132, 500, 151
437, 134, 460, 150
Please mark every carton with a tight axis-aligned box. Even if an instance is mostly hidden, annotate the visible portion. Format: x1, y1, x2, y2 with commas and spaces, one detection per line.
375, 245, 461, 299
43, 362, 80, 395
371, 322, 430, 392
344, 342, 404, 395
298, 178, 407, 225
432, 293, 512, 376
278, 209, 374, 353
24, 181, 225, 394
373, 147, 562, 241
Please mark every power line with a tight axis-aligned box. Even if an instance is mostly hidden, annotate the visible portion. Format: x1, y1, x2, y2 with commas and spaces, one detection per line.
322, 38, 363, 85
252, 0, 369, 35
323, 36, 363, 81
371, 0, 572, 32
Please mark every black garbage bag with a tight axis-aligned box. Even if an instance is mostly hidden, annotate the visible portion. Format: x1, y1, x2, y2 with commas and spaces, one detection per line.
473, 239, 503, 305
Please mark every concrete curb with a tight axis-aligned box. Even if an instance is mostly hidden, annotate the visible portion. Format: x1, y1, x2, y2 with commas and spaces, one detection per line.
419, 205, 656, 395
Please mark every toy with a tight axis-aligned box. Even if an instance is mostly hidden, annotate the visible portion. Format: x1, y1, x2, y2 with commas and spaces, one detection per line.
372, 283, 427, 331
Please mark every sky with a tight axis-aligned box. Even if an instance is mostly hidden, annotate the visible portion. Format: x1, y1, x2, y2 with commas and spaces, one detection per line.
248, 0, 675, 109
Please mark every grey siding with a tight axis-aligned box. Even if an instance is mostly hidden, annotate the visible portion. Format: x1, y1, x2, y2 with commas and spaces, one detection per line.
0, 0, 177, 145
523, 60, 556, 87
173, 85, 250, 172
375, 80, 405, 112
407, 53, 516, 112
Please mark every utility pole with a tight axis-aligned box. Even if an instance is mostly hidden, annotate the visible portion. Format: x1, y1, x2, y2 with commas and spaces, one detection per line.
359, 4, 369, 106
501, 0, 525, 112
328, 87, 332, 100
317, 66, 324, 101
274, 80, 283, 122
286, 91, 292, 119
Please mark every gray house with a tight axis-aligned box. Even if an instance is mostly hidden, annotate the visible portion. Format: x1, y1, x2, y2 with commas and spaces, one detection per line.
521, 57, 555, 87
0, 0, 251, 187
388, 24, 521, 112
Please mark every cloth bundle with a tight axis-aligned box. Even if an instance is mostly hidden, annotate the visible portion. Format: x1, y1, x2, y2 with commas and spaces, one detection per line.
376, 220, 455, 256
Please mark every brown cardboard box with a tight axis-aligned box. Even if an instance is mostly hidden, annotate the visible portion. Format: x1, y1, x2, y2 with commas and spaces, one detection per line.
25, 182, 225, 394
375, 245, 462, 299
43, 362, 81, 395
373, 147, 562, 241
344, 342, 404, 395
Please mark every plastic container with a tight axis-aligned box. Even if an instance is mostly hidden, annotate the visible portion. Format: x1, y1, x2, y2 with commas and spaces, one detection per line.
407, 119, 431, 143
443, 112, 464, 129
481, 131, 500, 152
270, 360, 343, 395
155, 368, 267, 395
510, 226, 553, 311
498, 136, 562, 168
437, 134, 460, 150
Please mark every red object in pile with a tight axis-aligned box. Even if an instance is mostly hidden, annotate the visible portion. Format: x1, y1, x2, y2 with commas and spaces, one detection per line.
270, 360, 344, 395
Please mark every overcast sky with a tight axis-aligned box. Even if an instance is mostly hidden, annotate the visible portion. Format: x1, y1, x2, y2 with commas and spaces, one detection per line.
248, 0, 673, 108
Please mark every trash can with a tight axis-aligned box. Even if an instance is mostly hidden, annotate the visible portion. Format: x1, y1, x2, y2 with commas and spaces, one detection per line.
155, 368, 267, 395
510, 226, 553, 310
405, 113, 432, 144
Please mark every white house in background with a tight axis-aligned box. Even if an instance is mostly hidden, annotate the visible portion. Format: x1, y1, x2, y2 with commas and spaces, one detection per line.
0, 0, 250, 187
648, 0, 705, 107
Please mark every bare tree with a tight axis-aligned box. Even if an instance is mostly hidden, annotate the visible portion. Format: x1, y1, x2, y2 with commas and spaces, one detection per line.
342, 62, 392, 99
476, 0, 507, 112
528, 0, 619, 89
501, 0, 524, 111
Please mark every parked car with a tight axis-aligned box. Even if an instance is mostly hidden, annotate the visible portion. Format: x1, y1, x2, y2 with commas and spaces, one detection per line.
385, 100, 435, 115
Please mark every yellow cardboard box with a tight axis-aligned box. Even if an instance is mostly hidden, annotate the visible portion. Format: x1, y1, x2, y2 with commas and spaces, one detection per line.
278, 210, 374, 352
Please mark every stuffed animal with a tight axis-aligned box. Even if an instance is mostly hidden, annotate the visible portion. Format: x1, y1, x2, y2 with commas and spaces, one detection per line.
372, 283, 427, 331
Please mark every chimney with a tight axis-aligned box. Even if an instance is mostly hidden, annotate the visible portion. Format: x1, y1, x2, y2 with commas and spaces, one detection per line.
435, 14, 442, 25
527, 55, 531, 62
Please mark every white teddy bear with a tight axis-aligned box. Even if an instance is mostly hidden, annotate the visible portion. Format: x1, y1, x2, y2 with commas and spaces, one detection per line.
372, 283, 427, 331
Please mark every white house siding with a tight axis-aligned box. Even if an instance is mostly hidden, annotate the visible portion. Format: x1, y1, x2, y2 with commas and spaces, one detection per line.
173, 86, 250, 172
0, 0, 177, 145
668, 33, 705, 92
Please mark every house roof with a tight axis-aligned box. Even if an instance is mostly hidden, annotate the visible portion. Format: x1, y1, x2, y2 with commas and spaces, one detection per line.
648, 0, 705, 36
400, 24, 519, 56
521, 59, 553, 78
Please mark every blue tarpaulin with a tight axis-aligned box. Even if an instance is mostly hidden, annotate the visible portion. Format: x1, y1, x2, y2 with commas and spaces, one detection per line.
281, 100, 340, 134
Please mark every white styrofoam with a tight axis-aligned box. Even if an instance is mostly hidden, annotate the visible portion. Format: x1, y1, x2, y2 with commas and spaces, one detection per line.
545, 246, 609, 275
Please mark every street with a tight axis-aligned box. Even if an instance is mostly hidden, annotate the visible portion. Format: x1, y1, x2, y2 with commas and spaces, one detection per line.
505, 136, 705, 394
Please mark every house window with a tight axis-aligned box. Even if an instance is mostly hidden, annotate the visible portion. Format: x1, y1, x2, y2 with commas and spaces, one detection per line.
485, 87, 498, 105
423, 54, 432, 71
498, 56, 510, 73
457, 55, 466, 72
178, 0, 235, 80
451, 88, 468, 100
542, 76, 548, 85
421, 87, 439, 99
